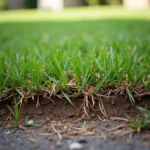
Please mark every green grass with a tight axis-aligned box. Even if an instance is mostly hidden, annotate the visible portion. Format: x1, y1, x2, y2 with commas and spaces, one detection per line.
7, 99, 20, 127
0, 6, 150, 102
129, 107, 150, 131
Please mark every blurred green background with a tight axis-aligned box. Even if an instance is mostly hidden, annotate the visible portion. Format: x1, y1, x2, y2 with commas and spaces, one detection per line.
0, 0, 37, 10
0, 0, 122, 10
86, 0, 122, 5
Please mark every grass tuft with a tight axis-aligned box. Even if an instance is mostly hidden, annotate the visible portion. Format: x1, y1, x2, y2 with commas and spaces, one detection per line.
7, 99, 20, 127
0, 7, 150, 112
129, 107, 150, 131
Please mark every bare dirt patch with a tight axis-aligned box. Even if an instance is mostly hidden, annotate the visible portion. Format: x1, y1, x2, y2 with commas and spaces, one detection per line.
0, 95, 150, 123
0, 96, 150, 150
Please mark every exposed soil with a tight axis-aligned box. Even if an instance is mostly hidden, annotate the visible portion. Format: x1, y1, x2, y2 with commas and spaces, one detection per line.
0, 95, 150, 123
0, 96, 150, 150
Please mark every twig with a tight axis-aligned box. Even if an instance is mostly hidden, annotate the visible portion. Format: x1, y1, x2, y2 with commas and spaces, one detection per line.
107, 124, 126, 131
52, 126, 63, 140
119, 130, 135, 136
97, 115, 109, 122
110, 117, 129, 122
27, 138, 37, 143
98, 98, 108, 118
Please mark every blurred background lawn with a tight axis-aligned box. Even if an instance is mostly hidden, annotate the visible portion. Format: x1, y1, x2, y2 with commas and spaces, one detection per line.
0, 0, 123, 10
0, 6, 150, 22
0, 0, 150, 22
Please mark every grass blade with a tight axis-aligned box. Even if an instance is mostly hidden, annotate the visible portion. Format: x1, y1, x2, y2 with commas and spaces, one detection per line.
61, 90, 72, 105
126, 87, 135, 105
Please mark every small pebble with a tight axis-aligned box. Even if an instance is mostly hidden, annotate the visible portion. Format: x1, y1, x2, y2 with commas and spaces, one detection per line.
69, 142, 83, 150
56, 141, 62, 147
78, 137, 87, 144
11, 130, 16, 134
27, 120, 34, 125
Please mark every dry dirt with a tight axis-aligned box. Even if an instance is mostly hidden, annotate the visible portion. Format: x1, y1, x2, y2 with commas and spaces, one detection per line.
0, 96, 150, 150
4, 95, 150, 120
0, 95, 150, 123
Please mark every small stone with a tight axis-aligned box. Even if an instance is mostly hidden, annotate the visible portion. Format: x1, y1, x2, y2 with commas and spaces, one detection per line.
11, 130, 16, 133
56, 141, 62, 147
4, 131, 11, 135
69, 142, 83, 150
27, 120, 34, 125
78, 137, 87, 144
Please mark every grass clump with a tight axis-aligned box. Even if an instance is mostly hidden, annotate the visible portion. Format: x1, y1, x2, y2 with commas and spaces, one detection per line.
0, 7, 150, 107
7, 99, 20, 127
129, 107, 150, 131
82, 120, 89, 130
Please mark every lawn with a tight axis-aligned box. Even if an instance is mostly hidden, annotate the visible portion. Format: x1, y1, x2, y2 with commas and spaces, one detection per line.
0, 6, 150, 105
